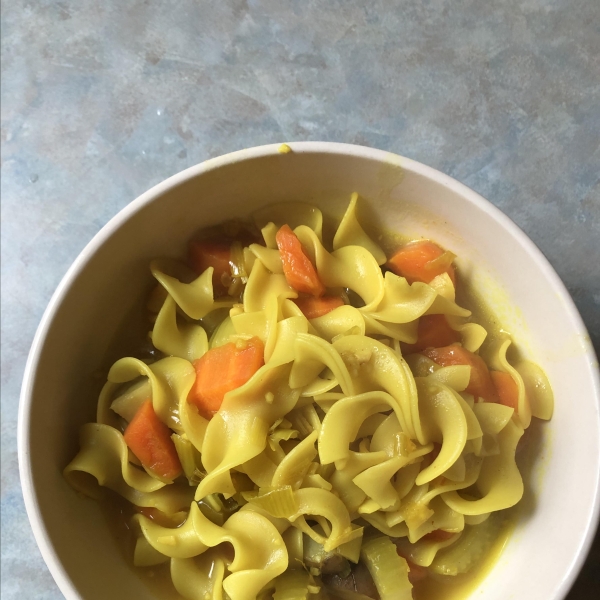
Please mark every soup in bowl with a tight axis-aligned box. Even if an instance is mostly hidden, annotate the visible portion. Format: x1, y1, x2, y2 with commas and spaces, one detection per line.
18, 142, 600, 600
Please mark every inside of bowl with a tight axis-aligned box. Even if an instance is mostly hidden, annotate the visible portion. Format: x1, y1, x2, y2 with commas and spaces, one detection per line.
22, 145, 599, 600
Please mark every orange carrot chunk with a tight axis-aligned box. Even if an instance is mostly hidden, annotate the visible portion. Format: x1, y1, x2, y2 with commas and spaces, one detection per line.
124, 400, 182, 481
422, 345, 499, 403
294, 295, 344, 319
188, 240, 231, 293
188, 336, 264, 419
404, 314, 461, 353
276, 224, 325, 297
491, 370, 519, 411
387, 240, 456, 286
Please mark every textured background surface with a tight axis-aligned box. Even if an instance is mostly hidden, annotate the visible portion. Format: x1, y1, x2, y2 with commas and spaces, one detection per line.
2, 0, 599, 598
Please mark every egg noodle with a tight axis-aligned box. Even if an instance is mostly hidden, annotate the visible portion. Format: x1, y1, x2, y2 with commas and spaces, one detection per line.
65, 195, 553, 600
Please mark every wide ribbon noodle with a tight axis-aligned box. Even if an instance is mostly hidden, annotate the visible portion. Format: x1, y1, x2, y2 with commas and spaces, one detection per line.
65, 196, 554, 599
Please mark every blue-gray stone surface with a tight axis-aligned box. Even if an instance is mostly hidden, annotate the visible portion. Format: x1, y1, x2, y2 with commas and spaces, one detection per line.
1, 1, 598, 598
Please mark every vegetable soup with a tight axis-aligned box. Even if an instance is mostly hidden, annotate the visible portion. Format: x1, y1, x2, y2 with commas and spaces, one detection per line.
65, 194, 553, 600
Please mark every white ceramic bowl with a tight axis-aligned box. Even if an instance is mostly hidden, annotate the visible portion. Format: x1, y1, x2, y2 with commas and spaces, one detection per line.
19, 142, 600, 600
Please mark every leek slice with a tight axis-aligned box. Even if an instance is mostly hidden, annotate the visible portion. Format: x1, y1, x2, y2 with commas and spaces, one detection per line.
273, 569, 311, 600
245, 485, 299, 518
336, 533, 363, 564
426, 250, 456, 274
430, 512, 503, 575
304, 533, 353, 574
172, 434, 204, 485
196, 495, 226, 526
360, 536, 412, 600
110, 378, 151, 423
196, 493, 241, 526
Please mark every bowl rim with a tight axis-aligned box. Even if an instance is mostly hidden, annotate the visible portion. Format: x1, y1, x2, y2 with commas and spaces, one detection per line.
18, 141, 600, 599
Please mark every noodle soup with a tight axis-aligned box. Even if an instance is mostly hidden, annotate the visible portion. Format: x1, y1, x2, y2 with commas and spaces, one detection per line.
65, 195, 553, 600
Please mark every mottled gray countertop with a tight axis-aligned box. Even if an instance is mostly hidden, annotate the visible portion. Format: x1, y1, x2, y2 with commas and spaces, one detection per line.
2, 1, 599, 598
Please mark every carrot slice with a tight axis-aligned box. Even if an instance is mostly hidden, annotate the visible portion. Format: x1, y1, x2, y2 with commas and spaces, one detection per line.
422, 345, 499, 403
188, 336, 264, 419
294, 295, 344, 319
387, 240, 456, 286
188, 240, 231, 293
124, 400, 182, 480
491, 370, 519, 411
404, 314, 461, 353
276, 224, 325, 297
